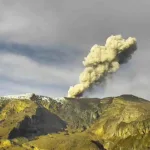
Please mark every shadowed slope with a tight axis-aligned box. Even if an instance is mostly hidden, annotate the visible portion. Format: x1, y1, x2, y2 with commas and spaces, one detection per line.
0, 94, 149, 150
8, 107, 67, 139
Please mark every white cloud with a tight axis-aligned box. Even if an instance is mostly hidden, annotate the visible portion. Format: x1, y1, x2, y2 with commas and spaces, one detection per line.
0, 80, 66, 97
0, 52, 81, 86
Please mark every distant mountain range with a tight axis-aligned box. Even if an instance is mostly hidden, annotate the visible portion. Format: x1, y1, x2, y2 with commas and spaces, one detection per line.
0, 94, 150, 150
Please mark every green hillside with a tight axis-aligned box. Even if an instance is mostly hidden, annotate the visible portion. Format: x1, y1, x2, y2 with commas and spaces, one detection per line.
0, 95, 150, 150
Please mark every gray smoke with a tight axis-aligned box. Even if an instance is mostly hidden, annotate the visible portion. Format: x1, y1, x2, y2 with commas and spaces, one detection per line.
67, 35, 137, 98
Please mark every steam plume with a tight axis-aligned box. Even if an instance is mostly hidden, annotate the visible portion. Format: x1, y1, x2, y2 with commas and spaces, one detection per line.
68, 35, 137, 98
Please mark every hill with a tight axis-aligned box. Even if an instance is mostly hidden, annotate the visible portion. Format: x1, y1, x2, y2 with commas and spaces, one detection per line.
0, 94, 150, 150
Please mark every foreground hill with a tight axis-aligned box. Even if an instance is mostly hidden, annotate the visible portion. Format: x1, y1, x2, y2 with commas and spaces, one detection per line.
0, 94, 150, 150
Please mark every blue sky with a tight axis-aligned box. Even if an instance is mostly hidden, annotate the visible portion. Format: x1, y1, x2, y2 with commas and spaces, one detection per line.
0, 0, 150, 99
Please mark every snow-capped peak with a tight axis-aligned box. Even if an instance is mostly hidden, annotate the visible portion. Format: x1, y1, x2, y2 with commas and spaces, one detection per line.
0, 93, 65, 102
1, 93, 35, 99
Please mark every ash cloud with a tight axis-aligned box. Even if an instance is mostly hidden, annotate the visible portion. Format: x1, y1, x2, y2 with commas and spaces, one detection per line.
67, 35, 137, 98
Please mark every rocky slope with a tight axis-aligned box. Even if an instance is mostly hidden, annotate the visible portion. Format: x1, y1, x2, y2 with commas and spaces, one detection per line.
0, 94, 150, 150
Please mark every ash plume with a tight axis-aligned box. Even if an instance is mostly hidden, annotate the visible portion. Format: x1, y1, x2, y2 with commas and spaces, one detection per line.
67, 35, 137, 98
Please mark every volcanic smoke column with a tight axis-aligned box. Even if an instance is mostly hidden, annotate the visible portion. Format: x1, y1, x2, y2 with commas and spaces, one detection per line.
67, 35, 137, 98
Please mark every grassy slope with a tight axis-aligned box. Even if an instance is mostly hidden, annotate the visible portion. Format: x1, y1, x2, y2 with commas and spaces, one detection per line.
89, 95, 150, 150
0, 95, 150, 150
0, 99, 37, 139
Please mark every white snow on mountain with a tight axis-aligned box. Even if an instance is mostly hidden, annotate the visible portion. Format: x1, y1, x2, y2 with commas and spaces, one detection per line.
0, 93, 65, 102
0, 93, 34, 99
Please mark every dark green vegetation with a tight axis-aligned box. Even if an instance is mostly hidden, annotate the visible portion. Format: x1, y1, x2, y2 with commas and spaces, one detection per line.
0, 94, 150, 150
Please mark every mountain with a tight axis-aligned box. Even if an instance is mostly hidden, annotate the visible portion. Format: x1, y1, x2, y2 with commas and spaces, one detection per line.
0, 94, 150, 150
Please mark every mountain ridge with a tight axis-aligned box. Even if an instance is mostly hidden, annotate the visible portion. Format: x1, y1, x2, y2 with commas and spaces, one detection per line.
0, 94, 150, 150
1, 93, 149, 102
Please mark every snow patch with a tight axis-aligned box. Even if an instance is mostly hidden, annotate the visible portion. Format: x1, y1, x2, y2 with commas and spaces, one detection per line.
0, 93, 65, 102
